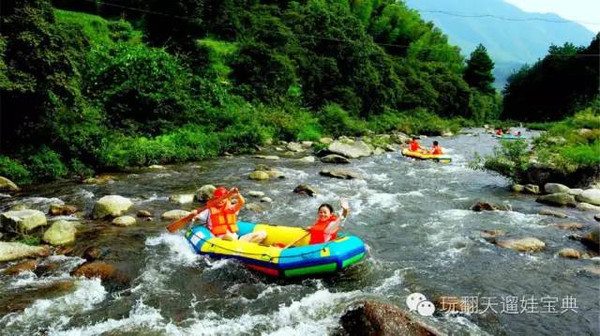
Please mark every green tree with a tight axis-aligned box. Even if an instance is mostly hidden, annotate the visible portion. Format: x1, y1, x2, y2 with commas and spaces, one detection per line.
464, 44, 495, 94
502, 35, 599, 121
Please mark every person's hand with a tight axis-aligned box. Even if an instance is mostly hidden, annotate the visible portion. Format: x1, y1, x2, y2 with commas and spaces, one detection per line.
190, 209, 198, 216
230, 187, 239, 195
340, 197, 349, 210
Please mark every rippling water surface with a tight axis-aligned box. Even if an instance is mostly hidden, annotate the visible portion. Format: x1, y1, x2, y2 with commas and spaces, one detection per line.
1, 129, 598, 335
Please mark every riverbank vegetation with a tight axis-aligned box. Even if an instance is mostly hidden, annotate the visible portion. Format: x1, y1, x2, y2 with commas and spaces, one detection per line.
476, 104, 600, 186
1, 0, 497, 185
477, 31, 599, 186
1, 1, 597, 187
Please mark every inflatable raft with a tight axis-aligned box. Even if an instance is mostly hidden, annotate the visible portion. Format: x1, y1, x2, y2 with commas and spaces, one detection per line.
492, 134, 525, 140
401, 148, 451, 163
186, 221, 366, 278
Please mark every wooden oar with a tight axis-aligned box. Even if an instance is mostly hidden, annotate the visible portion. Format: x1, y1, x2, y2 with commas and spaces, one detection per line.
166, 189, 237, 233
282, 230, 311, 249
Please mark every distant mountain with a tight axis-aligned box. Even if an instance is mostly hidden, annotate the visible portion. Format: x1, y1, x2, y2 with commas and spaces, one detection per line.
404, 0, 595, 89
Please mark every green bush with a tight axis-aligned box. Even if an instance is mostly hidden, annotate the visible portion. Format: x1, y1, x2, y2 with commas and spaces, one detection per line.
0, 156, 32, 185
318, 103, 366, 137
560, 142, 600, 166
28, 147, 68, 182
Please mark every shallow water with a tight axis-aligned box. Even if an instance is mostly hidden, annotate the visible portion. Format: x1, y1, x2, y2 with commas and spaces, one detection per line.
1, 129, 598, 335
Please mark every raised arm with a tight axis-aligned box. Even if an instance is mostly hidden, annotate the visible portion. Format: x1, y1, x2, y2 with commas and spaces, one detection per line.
230, 188, 245, 212
340, 198, 350, 220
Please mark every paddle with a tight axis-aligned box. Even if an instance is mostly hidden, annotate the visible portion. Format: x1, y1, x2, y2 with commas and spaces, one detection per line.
166, 189, 238, 233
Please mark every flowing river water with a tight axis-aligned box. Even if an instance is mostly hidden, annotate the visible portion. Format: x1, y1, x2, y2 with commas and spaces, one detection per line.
0, 129, 598, 335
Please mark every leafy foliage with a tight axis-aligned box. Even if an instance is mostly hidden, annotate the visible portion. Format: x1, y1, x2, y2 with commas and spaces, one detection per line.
464, 44, 495, 95
502, 35, 600, 121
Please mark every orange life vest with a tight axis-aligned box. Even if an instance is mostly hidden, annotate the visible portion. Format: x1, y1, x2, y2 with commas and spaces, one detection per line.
208, 206, 239, 236
310, 214, 339, 244
410, 141, 420, 151
432, 145, 442, 155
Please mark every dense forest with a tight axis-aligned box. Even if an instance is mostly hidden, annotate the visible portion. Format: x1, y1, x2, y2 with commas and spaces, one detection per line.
0, 0, 597, 185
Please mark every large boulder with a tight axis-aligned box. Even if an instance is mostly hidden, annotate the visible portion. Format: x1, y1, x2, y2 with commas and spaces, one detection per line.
321, 154, 351, 164
512, 184, 525, 192
249, 171, 270, 180
338, 301, 442, 336
0, 242, 50, 262
536, 193, 577, 207
0, 176, 19, 192
286, 142, 305, 152
1, 209, 47, 231
581, 227, 599, 252
544, 183, 570, 194
169, 194, 194, 204
558, 248, 584, 259
319, 137, 333, 144
328, 140, 372, 159
320, 168, 361, 180
576, 203, 600, 211
92, 195, 133, 219
568, 188, 584, 196
112, 216, 137, 227
72, 261, 129, 289
496, 237, 546, 252
161, 210, 190, 221
390, 132, 410, 144
576, 189, 600, 206
293, 184, 318, 197
524, 184, 540, 194
43, 220, 77, 245
539, 209, 569, 218
195, 185, 216, 202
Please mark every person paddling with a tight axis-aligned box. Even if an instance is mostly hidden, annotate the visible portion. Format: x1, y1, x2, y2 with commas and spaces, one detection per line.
307, 198, 349, 245
408, 137, 425, 152
191, 187, 266, 243
429, 141, 443, 155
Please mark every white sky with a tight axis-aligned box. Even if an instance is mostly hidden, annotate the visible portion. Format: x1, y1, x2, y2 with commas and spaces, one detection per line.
504, 0, 600, 33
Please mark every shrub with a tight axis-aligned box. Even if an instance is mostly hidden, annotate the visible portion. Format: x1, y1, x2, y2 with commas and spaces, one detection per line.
0, 156, 32, 185
28, 147, 68, 182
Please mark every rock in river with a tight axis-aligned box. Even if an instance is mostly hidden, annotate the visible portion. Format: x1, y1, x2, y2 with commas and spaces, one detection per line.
1, 209, 47, 231
92, 195, 133, 219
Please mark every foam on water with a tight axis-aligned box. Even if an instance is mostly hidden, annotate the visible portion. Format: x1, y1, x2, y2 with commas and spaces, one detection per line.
372, 269, 404, 295
182, 288, 361, 336
2, 279, 106, 332
48, 299, 169, 336
136, 193, 169, 203
145, 233, 200, 267
365, 192, 404, 212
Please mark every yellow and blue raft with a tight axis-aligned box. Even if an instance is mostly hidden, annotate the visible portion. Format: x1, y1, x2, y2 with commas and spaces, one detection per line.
186, 222, 366, 278
401, 148, 452, 163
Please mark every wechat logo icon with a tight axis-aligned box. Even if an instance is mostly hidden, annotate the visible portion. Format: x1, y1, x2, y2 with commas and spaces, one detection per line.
406, 292, 435, 316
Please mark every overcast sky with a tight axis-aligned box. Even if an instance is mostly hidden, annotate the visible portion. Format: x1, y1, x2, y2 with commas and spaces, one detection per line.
504, 0, 600, 33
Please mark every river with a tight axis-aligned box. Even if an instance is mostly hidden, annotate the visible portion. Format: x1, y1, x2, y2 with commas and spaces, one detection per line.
0, 128, 598, 335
